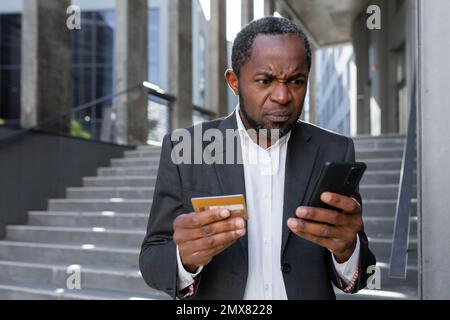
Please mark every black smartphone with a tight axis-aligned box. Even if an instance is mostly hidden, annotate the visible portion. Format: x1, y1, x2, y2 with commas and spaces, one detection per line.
306, 162, 367, 211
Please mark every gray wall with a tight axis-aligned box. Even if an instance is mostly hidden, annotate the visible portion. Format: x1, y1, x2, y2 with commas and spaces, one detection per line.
0, 128, 132, 238
417, 0, 450, 300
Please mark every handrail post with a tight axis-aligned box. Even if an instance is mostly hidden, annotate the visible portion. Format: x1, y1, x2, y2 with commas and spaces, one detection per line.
389, 75, 417, 278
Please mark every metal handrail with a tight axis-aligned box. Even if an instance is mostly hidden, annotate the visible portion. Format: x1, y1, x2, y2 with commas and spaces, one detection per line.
144, 82, 176, 102
0, 83, 176, 146
389, 73, 417, 279
193, 105, 217, 118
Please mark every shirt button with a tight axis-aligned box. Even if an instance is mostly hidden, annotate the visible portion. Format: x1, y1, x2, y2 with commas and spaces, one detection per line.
264, 284, 270, 290
282, 263, 291, 274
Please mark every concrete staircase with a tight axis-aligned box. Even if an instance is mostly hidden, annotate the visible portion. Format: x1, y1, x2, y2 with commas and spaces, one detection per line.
0, 145, 170, 300
336, 134, 418, 300
0, 135, 418, 300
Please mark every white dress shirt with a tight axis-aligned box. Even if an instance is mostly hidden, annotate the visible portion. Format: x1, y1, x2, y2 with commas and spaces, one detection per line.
176, 106, 360, 299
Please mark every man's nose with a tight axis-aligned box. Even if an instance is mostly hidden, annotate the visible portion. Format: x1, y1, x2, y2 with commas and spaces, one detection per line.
270, 82, 292, 105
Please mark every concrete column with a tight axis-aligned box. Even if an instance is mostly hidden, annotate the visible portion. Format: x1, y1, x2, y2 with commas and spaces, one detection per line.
308, 48, 317, 125
264, 0, 275, 16
385, 0, 406, 134
241, 0, 254, 26
352, 12, 371, 135
379, 0, 399, 134
404, 0, 416, 137
368, 0, 398, 135
168, 0, 193, 129
21, 0, 71, 133
417, 0, 450, 300
274, 0, 289, 18
367, 0, 385, 135
208, 0, 228, 118
114, 0, 148, 145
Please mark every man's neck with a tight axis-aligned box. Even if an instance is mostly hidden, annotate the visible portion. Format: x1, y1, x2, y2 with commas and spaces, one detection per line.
238, 109, 273, 149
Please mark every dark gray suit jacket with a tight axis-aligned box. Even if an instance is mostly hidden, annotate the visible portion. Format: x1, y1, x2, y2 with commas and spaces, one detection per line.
139, 111, 376, 300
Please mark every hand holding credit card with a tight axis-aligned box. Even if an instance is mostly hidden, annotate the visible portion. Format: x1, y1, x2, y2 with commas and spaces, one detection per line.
173, 194, 247, 272
191, 194, 248, 220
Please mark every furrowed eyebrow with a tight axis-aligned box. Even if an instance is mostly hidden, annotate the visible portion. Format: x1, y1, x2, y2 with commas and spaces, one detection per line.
254, 72, 275, 78
287, 72, 307, 80
254, 72, 307, 80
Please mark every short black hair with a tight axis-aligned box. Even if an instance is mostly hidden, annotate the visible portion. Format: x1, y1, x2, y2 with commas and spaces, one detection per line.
231, 16, 312, 78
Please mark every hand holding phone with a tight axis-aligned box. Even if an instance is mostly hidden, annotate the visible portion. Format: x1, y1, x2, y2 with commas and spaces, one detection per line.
307, 162, 366, 211
288, 162, 366, 262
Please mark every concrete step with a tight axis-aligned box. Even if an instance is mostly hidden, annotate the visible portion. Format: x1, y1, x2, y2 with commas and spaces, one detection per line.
121, 154, 411, 172
136, 144, 409, 158
0, 260, 168, 297
353, 134, 405, 140
357, 158, 403, 171
363, 172, 417, 185
111, 158, 160, 168
136, 145, 162, 153
361, 171, 399, 185
335, 259, 418, 300
362, 199, 417, 217
0, 280, 169, 300
355, 141, 406, 150
375, 261, 418, 288
336, 284, 418, 300
67, 187, 154, 199
356, 148, 404, 159
368, 237, 418, 261
353, 135, 406, 145
48, 199, 152, 213
98, 166, 159, 177
28, 211, 149, 229
124, 150, 162, 159
0, 241, 139, 268
354, 139, 406, 149
6, 226, 145, 247
360, 184, 417, 200
364, 216, 418, 238
83, 176, 157, 187
363, 158, 417, 171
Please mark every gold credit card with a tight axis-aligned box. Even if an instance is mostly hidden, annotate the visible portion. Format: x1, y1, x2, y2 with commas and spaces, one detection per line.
191, 194, 248, 220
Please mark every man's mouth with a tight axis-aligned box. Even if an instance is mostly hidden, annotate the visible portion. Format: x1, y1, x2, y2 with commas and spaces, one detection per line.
266, 111, 291, 123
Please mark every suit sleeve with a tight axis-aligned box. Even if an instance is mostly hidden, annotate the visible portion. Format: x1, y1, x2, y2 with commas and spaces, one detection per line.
328, 137, 377, 293
139, 133, 185, 299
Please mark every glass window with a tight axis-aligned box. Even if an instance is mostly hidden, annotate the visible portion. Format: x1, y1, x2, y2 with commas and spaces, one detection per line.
0, 13, 21, 126
148, 96, 170, 143
148, 9, 160, 86
198, 33, 206, 107
71, 10, 115, 140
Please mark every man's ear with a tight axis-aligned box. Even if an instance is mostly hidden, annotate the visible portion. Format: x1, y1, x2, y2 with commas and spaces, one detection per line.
225, 69, 239, 96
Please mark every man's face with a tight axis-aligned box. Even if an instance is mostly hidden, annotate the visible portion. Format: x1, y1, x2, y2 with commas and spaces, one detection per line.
229, 34, 309, 138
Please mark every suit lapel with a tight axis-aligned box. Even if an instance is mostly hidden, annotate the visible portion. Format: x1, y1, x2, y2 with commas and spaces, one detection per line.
212, 115, 319, 264
214, 111, 248, 262
281, 122, 319, 259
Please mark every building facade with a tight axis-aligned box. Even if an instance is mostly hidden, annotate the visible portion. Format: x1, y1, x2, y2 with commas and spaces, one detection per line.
315, 45, 357, 136
0, 0, 220, 143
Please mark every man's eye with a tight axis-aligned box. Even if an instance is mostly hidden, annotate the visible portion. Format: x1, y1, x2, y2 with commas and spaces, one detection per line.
257, 79, 270, 85
290, 79, 305, 85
